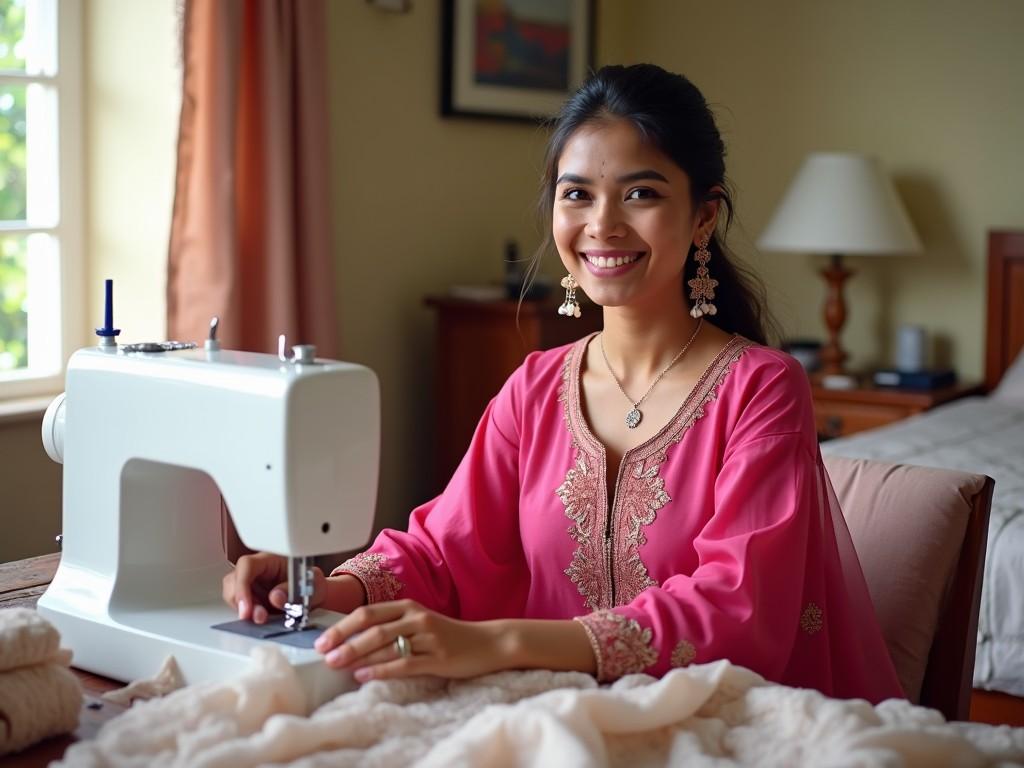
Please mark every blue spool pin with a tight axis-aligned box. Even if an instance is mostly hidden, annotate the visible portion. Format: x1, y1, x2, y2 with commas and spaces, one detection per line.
95, 279, 121, 347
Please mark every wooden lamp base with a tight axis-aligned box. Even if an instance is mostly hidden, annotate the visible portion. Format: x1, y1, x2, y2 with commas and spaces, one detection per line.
820, 253, 852, 376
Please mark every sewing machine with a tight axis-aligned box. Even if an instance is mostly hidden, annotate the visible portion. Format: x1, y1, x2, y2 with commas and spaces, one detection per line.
37, 281, 380, 710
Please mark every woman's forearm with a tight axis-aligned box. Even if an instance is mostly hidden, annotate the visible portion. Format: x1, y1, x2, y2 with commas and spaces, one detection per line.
324, 574, 368, 612
492, 618, 597, 676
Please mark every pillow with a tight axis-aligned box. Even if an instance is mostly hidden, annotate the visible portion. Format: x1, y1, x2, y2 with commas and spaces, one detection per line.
823, 455, 987, 704
992, 348, 1024, 404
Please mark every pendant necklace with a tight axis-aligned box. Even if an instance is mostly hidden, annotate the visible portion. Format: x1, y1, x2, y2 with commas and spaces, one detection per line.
599, 319, 703, 429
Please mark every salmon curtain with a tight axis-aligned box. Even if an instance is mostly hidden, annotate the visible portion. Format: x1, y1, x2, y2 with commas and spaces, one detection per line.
167, 0, 338, 357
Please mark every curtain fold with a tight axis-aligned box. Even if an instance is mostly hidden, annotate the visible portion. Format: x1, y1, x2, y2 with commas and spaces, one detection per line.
168, 0, 337, 357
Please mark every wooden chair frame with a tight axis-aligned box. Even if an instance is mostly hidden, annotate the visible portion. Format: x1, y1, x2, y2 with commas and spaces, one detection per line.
919, 475, 994, 720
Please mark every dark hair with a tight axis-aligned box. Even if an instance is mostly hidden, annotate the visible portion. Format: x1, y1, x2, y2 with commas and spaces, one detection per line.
526, 63, 776, 346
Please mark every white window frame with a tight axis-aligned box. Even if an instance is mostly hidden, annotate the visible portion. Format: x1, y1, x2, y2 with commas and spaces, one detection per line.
0, 0, 84, 402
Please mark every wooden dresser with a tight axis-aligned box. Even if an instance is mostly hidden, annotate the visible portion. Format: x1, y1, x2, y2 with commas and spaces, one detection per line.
811, 379, 984, 440
425, 295, 601, 492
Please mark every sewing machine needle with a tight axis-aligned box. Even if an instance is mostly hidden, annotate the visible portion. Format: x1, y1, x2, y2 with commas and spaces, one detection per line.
284, 556, 313, 631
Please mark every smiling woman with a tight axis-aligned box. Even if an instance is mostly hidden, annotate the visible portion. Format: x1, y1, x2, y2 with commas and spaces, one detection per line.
534, 64, 773, 347
226, 64, 906, 707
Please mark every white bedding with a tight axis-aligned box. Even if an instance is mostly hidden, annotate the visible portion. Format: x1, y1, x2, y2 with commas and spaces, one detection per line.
821, 396, 1024, 696
54, 647, 1024, 767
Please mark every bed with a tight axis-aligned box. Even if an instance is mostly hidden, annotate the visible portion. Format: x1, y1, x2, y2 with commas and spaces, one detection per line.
821, 229, 1024, 721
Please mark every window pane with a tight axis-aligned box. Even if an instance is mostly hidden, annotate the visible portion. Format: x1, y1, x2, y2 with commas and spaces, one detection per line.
0, 231, 59, 376
0, 83, 27, 221
0, 233, 28, 370
24, 231, 60, 372
0, 0, 56, 76
0, 0, 26, 72
0, 81, 57, 226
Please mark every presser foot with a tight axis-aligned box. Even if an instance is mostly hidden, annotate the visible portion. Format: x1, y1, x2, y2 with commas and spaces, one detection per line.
283, 602, 311, 631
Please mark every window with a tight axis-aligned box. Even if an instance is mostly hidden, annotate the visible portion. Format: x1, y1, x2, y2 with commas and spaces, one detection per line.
0, 0, 82, 400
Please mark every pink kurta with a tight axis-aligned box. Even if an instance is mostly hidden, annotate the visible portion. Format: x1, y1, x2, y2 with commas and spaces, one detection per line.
334, 334, 905, 704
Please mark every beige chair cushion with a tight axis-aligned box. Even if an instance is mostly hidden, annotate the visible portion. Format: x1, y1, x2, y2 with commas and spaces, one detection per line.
823, 455, 986, 703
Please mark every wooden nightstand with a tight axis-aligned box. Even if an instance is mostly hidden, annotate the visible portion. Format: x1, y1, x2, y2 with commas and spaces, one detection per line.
811, 378, 984, 440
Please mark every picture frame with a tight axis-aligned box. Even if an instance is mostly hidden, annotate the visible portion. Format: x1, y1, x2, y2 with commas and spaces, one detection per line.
441, 0, 594, 123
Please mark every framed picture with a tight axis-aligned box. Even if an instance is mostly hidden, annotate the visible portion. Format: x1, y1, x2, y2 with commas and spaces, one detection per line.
441, 0, 594, 122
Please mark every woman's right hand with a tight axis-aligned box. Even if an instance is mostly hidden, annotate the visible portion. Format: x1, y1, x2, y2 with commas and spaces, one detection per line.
222, 552, 327, 624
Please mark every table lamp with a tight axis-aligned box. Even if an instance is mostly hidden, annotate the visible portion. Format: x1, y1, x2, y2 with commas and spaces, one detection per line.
758, 152, 922, 380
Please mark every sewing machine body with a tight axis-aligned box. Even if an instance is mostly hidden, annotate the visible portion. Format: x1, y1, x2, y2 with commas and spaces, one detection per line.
37, 344, 380, 710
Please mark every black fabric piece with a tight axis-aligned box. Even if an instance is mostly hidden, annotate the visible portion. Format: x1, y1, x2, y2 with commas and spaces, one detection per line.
212, 619, 325, 649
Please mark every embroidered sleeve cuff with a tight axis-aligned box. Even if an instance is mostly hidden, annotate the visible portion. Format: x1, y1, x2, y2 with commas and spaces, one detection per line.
573, 610, 658, 683
329, 552, 403, 604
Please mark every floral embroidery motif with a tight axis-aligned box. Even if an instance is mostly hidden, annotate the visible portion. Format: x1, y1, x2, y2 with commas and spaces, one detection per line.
330, 552, 402, 604
558, 452, 609, 611
671, 639, 697, 667
575, 610, 658, 682
801, 602, 824, 635
556, 336, 752, 612
611, 456, 670, 604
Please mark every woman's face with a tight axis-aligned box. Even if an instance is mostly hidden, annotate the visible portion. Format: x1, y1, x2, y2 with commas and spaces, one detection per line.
552, 118, 701, 310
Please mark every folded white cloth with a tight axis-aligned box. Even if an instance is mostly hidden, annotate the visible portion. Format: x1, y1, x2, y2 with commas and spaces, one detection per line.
0, 662, 82, 755
0, 608, 82, 756
0, 607, 66, 671
54, 647, 1024, 768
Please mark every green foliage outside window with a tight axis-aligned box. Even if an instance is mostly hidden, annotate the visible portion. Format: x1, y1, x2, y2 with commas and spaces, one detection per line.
0, 0, 28, 370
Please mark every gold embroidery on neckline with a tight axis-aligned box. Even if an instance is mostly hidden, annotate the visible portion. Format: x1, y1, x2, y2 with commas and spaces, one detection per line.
557, 353, 577, 447
610, 457, 666, 604
556, 336, 752, 611
557, 453, 607, 611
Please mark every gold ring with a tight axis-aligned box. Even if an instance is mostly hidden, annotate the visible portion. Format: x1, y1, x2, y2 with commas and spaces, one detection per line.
393, 634, 411, 658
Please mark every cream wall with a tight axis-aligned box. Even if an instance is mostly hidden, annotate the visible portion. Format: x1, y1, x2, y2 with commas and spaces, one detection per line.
614, 0, 1024, 374
85, 0, 179, 342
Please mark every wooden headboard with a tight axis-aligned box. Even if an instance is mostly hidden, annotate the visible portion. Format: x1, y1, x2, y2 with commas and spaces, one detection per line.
985, 230, 1024, 391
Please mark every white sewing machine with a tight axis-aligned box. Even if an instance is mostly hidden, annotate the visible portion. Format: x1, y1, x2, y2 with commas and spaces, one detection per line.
37, 282, 380, 710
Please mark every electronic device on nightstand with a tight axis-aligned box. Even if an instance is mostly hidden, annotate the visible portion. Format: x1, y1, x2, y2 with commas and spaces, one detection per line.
36, 280, 380, 711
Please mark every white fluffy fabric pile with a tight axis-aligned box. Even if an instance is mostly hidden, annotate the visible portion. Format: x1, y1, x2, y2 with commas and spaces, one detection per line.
0, 607, 82, 755
56, 646, 1024, 767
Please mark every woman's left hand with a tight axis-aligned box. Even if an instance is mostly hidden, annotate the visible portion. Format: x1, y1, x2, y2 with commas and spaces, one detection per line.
314, 599, 508, 682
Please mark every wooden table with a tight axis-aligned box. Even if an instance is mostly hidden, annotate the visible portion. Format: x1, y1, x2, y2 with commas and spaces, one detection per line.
0, 553, 125, 766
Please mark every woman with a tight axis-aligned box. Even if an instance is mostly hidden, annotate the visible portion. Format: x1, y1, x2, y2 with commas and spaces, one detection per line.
224, 64, 904, 704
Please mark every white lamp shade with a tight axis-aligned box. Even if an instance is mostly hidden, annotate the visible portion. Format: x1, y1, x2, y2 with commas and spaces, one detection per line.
758, 153, 923, 255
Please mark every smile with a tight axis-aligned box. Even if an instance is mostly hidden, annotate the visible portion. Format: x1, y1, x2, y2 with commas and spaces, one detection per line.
580, 250, 645, 276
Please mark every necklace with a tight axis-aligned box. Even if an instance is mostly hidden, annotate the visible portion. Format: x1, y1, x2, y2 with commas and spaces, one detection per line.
599, 319, 703, 429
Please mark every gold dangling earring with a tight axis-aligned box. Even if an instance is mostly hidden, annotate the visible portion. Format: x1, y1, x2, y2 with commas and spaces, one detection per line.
688, 234, 718, 319
557, 274, 581, 318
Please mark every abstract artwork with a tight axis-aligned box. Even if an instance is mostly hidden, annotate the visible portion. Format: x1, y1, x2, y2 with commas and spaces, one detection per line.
442, 0, 593, 121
